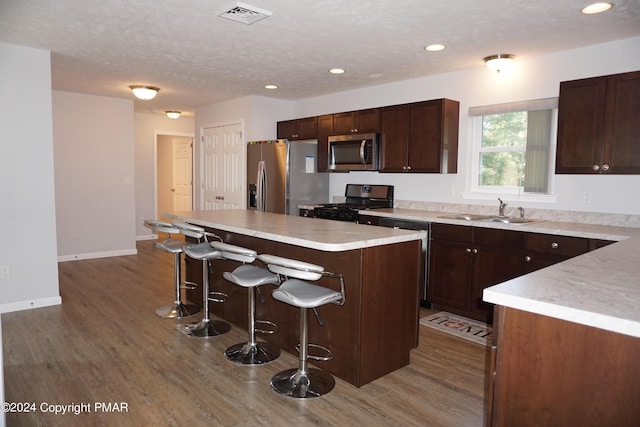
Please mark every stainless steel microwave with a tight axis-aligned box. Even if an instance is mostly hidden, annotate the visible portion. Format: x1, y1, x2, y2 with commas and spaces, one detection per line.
327, 133, 379, 171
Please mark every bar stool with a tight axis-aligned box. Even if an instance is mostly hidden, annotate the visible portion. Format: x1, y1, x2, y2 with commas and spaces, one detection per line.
211, 242, 281, 365
259, 254, 345, 398
143, 220, 200, 319
173, 222, 231, 338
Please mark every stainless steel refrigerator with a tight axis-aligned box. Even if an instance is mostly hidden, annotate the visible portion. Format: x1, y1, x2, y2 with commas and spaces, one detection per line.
247, 139, 330, 214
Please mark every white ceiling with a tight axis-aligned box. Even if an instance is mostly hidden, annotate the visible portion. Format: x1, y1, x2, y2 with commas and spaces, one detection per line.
1, 0, 639, 115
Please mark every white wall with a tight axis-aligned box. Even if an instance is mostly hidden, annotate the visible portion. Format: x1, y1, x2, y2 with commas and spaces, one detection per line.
0, 42, 61, 312
134, 112, 194, 238
53, 91, 137, 260
292, 36, 640, 215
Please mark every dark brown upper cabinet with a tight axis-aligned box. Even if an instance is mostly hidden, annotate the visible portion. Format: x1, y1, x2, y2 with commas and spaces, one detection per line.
556, 70, 640, 174
380, 99, 459, 173
332, 108, 380, 134
276, 116, 318, 141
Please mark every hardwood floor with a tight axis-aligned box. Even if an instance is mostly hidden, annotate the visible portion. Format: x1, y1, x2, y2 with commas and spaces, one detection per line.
2, 240, 489, 426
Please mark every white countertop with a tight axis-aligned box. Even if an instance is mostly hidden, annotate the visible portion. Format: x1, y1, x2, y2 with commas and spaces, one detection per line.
164, 209, 426, 252
361, 208, 640, 338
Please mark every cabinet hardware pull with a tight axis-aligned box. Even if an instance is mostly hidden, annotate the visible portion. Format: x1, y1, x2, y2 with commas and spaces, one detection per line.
524, 256, 532, 262
602, 164, 610, 171
472, 248, 478, 254
466, 248, 472, 253
551, 242, 559, 249
407, 165, 412, 170
592, 164, 600, 171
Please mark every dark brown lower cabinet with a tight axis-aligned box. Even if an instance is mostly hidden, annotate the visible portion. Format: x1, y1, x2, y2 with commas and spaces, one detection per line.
428, 224, 523, 324
489, 305, 640, 427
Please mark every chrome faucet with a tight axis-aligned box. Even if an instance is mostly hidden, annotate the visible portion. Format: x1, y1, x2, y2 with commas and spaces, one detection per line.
498, 198, 507, 217
518, 207, 525, 219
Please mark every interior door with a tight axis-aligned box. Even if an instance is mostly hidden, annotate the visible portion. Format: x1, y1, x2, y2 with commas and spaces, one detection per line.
201, 123, 244, 210
172, 137, 192, 211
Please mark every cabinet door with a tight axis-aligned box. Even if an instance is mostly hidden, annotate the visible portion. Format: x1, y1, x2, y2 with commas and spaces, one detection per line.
470, 245, 522, 323
276, 117, 318, 140
333, 112, 357, 134
556, 76, 607, 174
428, 239, 471, 311
276, 119, 297, 140
603, 71, 640, 174
380, 105, 410, 172
410, 99, 459, 173
470, 228, 524, 323
355, 108, 381, 133
295, 116, 318, 140
317, 114, 333, 172
333, 109, 380, 134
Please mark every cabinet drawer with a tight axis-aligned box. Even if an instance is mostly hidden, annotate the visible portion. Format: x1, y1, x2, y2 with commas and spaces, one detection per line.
431, 223, 472, 242
526, 233, 589, 257
474, 227, 524, 249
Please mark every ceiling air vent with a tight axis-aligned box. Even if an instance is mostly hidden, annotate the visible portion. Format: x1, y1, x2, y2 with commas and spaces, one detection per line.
218, 2, 272, 25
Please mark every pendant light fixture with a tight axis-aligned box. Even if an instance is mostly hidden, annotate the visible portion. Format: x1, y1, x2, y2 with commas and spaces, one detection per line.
129, 85, 160, 100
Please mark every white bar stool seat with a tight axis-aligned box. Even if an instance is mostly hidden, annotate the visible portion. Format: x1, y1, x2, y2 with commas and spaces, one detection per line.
259, 254, 345, 399
211, 242, 281, 365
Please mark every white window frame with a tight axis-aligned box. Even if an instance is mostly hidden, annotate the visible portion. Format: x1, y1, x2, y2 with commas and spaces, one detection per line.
463, 98, 558, 204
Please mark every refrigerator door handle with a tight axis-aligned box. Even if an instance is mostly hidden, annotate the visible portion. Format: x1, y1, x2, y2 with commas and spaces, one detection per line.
257, 160, 267, 212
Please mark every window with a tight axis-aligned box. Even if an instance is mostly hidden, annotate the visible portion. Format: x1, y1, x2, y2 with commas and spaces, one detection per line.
468, 98, 558, 198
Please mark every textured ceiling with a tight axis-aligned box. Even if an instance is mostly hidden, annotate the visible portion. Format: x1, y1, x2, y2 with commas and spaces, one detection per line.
1, 0, 639, 115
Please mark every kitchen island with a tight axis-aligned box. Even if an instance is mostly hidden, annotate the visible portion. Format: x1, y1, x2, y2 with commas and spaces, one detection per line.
165, 209, 426, 387
353, 206, 640, 425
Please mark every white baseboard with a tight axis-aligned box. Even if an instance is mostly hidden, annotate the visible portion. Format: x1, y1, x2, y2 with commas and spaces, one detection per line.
137, 234, 158, 241
0, 295, 62, 314
58, 248, 138, 262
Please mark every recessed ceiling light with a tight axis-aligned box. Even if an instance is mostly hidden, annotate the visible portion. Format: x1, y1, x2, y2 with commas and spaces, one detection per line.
329, 68, 346, 74
581, 2, 612, 14
264, 84, 278, 90
425, 44, 446, 52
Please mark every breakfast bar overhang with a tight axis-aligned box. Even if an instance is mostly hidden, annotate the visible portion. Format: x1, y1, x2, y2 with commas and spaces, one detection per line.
165, 210, 426, 387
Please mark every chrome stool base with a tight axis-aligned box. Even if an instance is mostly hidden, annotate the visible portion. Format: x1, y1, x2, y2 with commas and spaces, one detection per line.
270, 368, 335, 398
155, 302, 200, 319
183, 319, 231, 337
225, 342, 281, 365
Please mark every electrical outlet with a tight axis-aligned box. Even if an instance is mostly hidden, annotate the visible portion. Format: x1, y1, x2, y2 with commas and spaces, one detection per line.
0, 266, 10, 279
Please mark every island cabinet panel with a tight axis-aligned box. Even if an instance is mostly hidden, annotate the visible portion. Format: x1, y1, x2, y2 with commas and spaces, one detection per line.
556, 70, 640, 174
489, 305, 640, 427
185, 229, 421, 387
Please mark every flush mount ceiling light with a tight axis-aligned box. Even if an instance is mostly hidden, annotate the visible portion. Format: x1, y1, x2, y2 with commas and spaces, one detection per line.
219, 2, 272, 25
129, 85, 160, 100
165, 111, 181, 119
425, 44, 446, 52
329, 68, 346, 74
483, 54, 516, 73
581, 2, 612, 14
264, 84, 278, 90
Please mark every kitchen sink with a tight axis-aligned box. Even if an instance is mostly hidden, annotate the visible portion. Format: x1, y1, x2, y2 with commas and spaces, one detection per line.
438, 214, 493, 221
483, 216, 541, 224
439, 213, 542, 225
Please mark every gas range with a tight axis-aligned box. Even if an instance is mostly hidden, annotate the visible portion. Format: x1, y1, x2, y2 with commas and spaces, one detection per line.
314, 184, 394, 222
